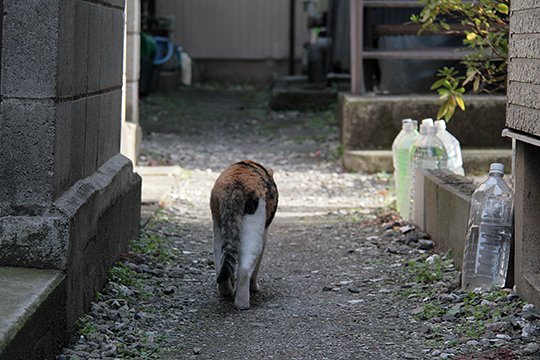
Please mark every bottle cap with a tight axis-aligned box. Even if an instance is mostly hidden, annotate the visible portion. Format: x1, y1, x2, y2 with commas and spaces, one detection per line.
403, 122, 415, 131
422, 118, 434, 127
489, 163, 504, 174
402, 118, 413, 124
435, 119, 446, 130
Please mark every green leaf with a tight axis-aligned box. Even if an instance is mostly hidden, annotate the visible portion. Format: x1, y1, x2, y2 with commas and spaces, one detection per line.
437, 105, 447, 120
431, 78, 448, 90
456, 96, 466, 111
473, 76, 481, 92
496, 3, 509, 14
445, 104, 456, 121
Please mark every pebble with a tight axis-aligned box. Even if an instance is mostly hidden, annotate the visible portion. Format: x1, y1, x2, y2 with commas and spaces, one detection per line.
418, 239, 434, 250
163, 286, 177, 295
521, 342, 540, 355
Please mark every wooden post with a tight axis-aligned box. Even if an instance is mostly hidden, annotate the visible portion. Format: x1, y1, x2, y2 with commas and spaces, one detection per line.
350, 0, 364, 94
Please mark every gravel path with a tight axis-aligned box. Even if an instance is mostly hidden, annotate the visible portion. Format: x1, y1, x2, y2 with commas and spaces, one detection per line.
58, 87, 539, 360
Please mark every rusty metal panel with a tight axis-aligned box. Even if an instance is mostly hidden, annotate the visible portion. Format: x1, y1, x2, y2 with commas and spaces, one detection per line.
156, 0, 309, 59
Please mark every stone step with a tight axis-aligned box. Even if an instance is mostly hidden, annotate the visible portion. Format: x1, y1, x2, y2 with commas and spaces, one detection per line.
343, 149, 513, 175
0, 267, 66, 359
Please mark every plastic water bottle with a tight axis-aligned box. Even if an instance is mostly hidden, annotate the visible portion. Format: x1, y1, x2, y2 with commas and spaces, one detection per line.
435, 120, 464, 176
462, 163, 513, 290
392, 120, 419, 219
408, 123, 448, 220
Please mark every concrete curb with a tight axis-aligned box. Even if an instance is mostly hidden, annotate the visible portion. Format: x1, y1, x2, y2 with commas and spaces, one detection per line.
0, 267, 66, 359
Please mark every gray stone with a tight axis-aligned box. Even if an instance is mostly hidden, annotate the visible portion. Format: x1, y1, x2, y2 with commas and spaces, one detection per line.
418, 239, 434, 250
521, 342, 540, 355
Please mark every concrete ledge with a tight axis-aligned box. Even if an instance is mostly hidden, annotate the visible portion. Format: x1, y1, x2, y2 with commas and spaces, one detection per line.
340, 93, 509, 150
0, 267, 66, 359
343, 149, 513, 175
415, 169, 477, 270
416, 169, 516, 287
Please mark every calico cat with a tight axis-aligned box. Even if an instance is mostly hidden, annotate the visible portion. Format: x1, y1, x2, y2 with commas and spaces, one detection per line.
210, 160, 278, 310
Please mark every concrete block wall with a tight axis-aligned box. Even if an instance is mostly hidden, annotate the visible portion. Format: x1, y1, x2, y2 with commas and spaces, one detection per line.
506, 0, 540, 307
0, 0, 142, 356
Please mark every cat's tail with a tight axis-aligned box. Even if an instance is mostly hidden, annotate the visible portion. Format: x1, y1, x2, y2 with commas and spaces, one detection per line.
216, 185, 245, 285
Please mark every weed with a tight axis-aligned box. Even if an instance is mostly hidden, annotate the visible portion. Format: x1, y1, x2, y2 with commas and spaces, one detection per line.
77, 315, 98, 337
109, 263, 142, 289
406, 257, 445, 284
132, 231, 178, 263
418, 302, 446, 320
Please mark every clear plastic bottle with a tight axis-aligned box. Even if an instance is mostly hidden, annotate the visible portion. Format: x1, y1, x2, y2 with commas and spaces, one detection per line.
462, 163, 513, 290
392, 120, 419, 218
435, 119, 464, 176
408, 123, 448, 221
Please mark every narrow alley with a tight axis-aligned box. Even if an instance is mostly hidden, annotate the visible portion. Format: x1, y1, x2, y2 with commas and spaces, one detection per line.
59, 87, 539, 360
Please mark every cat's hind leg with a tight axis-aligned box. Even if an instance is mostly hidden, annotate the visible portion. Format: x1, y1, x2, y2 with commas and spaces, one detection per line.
235, 199, 266, 310
250, 229, 267, 293
213, 217, 233, 297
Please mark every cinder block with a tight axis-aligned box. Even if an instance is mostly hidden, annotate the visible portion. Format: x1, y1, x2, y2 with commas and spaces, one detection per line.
54, 101, 73, 198
510, 34, 540, 59
0, 100, 55, 213
508, 82, 540, 110
87, 3, 104, 93
512, 0, 540, 11
100, 7, 125, 90
84, 95, 100, 177
506, 104, 540, 136
57, 0, 76, 98
126, 33, 141, 82
97, 90, 122, 168
70, 99, 88, 187
509, 59, 540, 85
1, 0, 59, 98
72, 1, 91, 96
510, 8, 540, 35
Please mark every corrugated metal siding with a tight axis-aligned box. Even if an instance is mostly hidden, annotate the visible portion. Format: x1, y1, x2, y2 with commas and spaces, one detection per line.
156, 0, 309, 60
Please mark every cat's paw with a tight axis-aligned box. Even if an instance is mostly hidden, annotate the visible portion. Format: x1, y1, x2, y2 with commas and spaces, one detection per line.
234, 299, 250, 310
